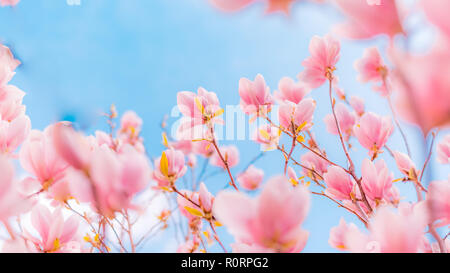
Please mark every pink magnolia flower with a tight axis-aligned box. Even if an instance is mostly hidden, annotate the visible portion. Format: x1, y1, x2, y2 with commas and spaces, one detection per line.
252, 124, 281, 151
278, 98, 316, 132
177, 190, 202, 223
213, 175, 310, 253
354, 47, 390, 96
427, 178, 450, 226
19, 125, 69, 191
24, 205, 81, 253
177, 87, 223, 140
437, 135, 450, 164
274, 77, 310, 104
368, 205, 427, 253
70, 145, 151, 217
300, 151, 330, 179
298, 35, 340, 89
353, 112, 393, 157
323, 103, 356, 141
328, 218, 359, 250
119, 111, 143, 146
237, 165, 264, 190
361, 158, 393, 202
323, 165, 355, 200
52, 122, 92, 170
239, 74, 274, 117
333, 0, 404, 39
0, 44, 20, 86
0, 156, 32, 221
210, 145, 240, 169
0, 0, 20, 7
0, 114, 31, 155
349, 96, 365, 116
393, 151, 419, 178
152, 149, 186, 188
192, 139, 215, 158
420, 0, 450, 40
0, 85, 26, 121
390, 42, 450, 134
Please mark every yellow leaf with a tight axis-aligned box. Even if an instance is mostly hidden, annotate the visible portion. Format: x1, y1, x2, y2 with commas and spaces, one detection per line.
214, 108, 224, 117
184, 206, 204, 217
392, 178, 403, 183
194, 97, 205, 115
160, 151, 169, 177
214, 221, 223, 227
297, 135, 305, 143
259, 129, 271, 140
53, 238, 60, 251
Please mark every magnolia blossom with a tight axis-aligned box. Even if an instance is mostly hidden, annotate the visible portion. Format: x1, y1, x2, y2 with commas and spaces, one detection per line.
213, 176, 310, 253
24, 205, 81, 253
274, 77, 310, 104
353, 112, 393, 157
298, 35, 340, 89
210, 145, 240, 169
177, 87, 223, 140
361, 159, 393, 202
0, 115, 31, 155
323, 165, 355, 200
198, 182, 214, 217
349, 96, 365, 116
300, 151, 329, 179
393, 151, 419, 178
278, 98, 316, 132
0, 85, 26, 121
328, 218, 359, 250
323, 103, 356, 140
237, 165, 264, 190
239, 74, 274, 117
153, 149, 187, 188
253, 124, 281, 151
437, 135, 450, 164
427, 178, 450, 226
19, 125, 69, 191
355, 47, 390, 96
333, 0, 404, 39
0, 44, 20, 86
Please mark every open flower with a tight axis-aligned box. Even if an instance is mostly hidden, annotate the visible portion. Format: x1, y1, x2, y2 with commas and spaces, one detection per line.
0, 114, 31, 155
361, 158, 393, 203
298, 35, 340, 89
210, 145, 240, 169
278, 98, 316, 133
253, 124, 281, 151
355, 47, 390, 96
153, 149, 187, 188
239, 74, 274, 117
213, 175, 310, 253
354, 112, 393, 158
274, 77, 310, 104
323, 103, 356, 141
323, 165, 355, 200
300, 151, 329, 179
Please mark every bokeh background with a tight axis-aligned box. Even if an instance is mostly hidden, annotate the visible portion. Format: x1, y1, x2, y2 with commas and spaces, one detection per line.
0, 0, 448, 252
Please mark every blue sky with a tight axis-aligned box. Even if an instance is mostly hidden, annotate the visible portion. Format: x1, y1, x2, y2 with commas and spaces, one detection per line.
1, 0, 448, 252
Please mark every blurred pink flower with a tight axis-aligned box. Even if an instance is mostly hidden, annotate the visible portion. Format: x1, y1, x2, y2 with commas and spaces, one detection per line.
354, 47, 390, 96
323, 165, 355, 200
328, 218, 359, 250
349, 96, 365, 116
278, 98, 316, 132
0, 44, 20, 86
333, 0, 404, 39
437, 135, 450, 164
210, 145, 240, 169
323, 103, 356, 140
0, 85, 26, 121
354, 112, 393, 157
361, 158, 393, 202
298, 35, 340, 89
0, 114, 31, 155
0, 156, 32, 221
420, 0, 450, 40
239, 74, 274, 117
213, 175, 310, 253
253, 124, 281, 151
0, 0, 20, 7
274, 77, 310, 104
152, 148, 187, 188
300, 151, 329, 178
427, 178, 450, 226
393, 151, 419, 178
237, 165, 264, 190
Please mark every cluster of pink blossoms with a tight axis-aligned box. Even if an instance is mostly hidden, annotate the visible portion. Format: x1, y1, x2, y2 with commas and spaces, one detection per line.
0, 0, 449, 253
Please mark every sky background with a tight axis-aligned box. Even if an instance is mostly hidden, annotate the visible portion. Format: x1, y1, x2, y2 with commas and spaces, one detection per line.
0, 0, 448, 252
